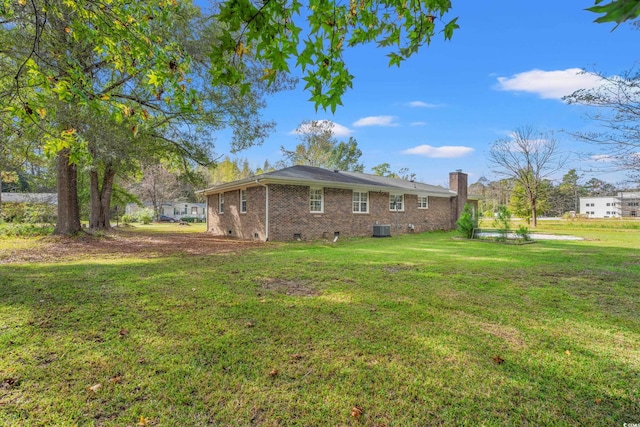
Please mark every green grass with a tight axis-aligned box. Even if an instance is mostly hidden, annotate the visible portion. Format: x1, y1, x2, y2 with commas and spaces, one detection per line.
0, 225, 639, 426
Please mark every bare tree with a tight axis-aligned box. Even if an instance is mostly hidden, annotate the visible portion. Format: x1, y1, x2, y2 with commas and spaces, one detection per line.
564, 69, 640, 181
488, 127, 566, 227
129, 164, 182, 220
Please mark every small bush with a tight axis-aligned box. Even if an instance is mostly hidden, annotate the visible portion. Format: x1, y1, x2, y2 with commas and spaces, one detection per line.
121, 214, 135, 224
516, 225, 531, 241
456, 203, 477, 239
138, 208, 154, 224
0, 202, 56, 224
179, 216, 202, 223
493, 206, 512, 241
0, 222, 54, 237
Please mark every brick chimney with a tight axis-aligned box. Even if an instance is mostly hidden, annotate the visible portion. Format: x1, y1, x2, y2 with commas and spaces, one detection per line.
449, 170, 468, 228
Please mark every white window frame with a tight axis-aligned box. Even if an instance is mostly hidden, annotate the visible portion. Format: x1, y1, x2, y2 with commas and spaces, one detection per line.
389, 194, 404, 212
309, 187, 324, 213
418, 196, 429, 209
240, 189, 247, 213
219, 193, 225, 214
352, 191, 369, 213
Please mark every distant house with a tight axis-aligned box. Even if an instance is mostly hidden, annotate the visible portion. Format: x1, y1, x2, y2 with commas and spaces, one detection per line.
125, 202, 206, 221
0, 192, 57, 205
580, 192, 640, 218
199, 165, 477, 241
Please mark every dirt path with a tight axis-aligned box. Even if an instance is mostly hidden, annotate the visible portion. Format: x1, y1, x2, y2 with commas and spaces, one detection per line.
0, 230, 264, 264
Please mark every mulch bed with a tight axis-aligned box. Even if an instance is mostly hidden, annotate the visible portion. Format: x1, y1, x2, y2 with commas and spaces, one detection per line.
0, 229, 264, 264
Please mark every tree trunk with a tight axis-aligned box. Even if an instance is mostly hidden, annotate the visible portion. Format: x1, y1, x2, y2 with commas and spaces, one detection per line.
53, 149, 82, 235
89, 164, 115, 231
531, 204, 537, 228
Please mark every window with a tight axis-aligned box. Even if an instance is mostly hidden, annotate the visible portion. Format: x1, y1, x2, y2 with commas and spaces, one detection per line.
219, 193, 224, 214
352, 191, 368, 213
632, 211, 637, 217
606, 203, 611, 206
418, 196, 429, 209
240, 189, 247, 213
389, 194, 404, 211
310, 187, 323, 213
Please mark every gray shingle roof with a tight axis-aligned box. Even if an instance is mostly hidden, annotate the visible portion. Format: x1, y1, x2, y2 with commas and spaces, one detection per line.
201, 165, 456, 197
1, 192, 57, 204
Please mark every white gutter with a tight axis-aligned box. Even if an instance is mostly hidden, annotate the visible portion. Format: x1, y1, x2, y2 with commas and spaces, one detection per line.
255, 180, 269, 241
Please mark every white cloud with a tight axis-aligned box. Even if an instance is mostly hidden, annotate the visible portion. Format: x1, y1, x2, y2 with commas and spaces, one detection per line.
410, 121, 427, 126
406, 101, 440, 108
352, 115, 398, 127
496, 68, 604, 99
590, 154, 616, 162
288, 120, 352, 137
402, 144, 474, 158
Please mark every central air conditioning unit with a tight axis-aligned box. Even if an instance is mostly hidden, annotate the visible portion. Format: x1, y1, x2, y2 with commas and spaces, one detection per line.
372, 224, 391, 237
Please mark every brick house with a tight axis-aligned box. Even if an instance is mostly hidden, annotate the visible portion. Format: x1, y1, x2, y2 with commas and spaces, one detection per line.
200, 165, 477, 241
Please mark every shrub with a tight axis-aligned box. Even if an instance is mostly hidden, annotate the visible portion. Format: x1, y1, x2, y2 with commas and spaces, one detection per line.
180, 216, 202, 223
137, 208, 154, 224
456, 203, 477, 239
0, 202, 56, 224
0, 222, 54, 237
493, 205, 512, 241
516, 225, 531, 241
121, 214, 136, 224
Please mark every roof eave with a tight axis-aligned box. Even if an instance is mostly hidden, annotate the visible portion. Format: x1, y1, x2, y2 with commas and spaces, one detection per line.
200, 176, 456, 198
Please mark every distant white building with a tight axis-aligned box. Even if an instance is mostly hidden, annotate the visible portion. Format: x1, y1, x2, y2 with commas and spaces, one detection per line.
580, 191, 640, 218
125, 202, 206, 221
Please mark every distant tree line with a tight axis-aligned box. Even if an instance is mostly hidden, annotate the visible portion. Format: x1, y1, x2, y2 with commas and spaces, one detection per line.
469, 169, 627, 220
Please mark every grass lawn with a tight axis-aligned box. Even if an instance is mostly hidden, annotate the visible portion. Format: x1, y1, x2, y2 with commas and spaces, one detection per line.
0, 222, 638, 426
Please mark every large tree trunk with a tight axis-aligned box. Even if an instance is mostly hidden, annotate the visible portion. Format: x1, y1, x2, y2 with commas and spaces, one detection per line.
54, 149, 82, 235
89, 164, 115, 231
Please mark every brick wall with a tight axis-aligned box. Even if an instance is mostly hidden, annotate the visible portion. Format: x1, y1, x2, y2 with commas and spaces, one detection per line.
206, 187, 266, 240
267, 184, 455, 241
207, 182, 475, 242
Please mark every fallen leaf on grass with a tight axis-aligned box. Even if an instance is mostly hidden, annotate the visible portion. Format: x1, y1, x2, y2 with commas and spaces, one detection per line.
291, 353, 304, 360
564, 350, 571, 356
595, 398, 602, 404
351, 405, 363, 418
137, 416, 150, 426
119, 328, 129, 337
88, 383, 102, 393
491, 355, 505, 365
1, 378, 17, 389
269, 369, 278, 377
109, 375, 122, 383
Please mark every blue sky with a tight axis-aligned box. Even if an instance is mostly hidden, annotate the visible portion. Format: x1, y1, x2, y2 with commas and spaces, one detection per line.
215, 1, 638, 188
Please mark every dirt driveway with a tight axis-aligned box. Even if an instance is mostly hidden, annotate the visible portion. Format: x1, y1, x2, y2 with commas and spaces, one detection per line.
0, 229, 264, 264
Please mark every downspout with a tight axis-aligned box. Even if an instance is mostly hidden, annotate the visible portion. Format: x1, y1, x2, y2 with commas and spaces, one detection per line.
205, 196, 208, 231
255, 180, 269, 241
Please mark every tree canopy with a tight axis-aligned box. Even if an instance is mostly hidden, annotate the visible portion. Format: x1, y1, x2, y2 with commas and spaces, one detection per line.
281, 120, 364, 171
587, 0, 640, 27
1, 0, 460, 234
